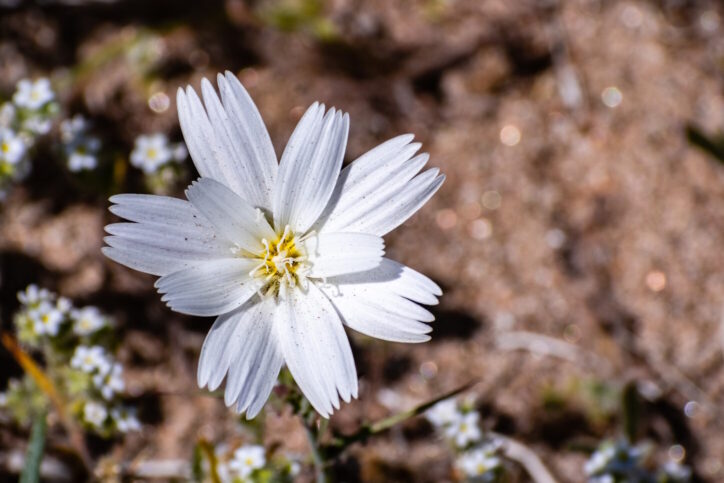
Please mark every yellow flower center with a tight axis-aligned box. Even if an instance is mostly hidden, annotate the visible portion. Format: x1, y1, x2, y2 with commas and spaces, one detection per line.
476, 463, 486, 475
245, 457, 254, 466
41, 314, 50, 324
146, 148, 157, 160
1, 142, 9, 154
249, 225, 308, 298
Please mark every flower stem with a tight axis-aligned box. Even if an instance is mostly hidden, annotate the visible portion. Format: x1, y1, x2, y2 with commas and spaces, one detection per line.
303, 417, 327, 483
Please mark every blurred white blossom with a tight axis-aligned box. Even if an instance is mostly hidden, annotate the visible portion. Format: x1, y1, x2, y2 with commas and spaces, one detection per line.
29, 302, 63, 336
13, 78, 54, 110
426, 398, 463, 427
0, 129, 26, 165
71, 345, 111, 374
83, 401, 108, 428
93, 363, 125, 400
71, 306, 106, 335
130, 133, 173, 173
229, 445, 265, 479
457, 446, 501, 481
111, 406, 141, 433
445, 411, 482, 448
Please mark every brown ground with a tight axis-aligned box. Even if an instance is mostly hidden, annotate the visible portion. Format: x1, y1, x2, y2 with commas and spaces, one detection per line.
0, 0, 723, 481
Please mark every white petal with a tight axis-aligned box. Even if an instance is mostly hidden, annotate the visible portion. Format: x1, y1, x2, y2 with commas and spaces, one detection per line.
304, 232, 384, 278
105, 194, 232, 276
320, 258, 440, 343
273, 104, 349, 233
178, 79, 277, 210
217, 72, 278, 208
154, 259, 262, 316
198, 298, 282, 418
274, 283, 357, 417
186, 178, 276, 253
315, 134, 444, 236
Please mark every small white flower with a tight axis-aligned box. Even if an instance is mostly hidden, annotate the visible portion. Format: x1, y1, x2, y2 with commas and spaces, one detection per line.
83, 401, 107, 428
71, 345, 111, 374
17, 284, 52, 306
0, 392, 7, 407
445, 411, 482, 448
93, 362, 125, 400
56, 296, 73, 314
13, 78, 54, 110
0, 129, 26, 165
589, 475, 614, 483
111, 406, 141, 432
426, 398, 462, 427
103, 72, 444, 418
584, 445, 616, 475
68, 151, 98, 172
130, 133, 172, 173
60, 115, 88, 143
29, 302, 64, 336
22, 116, 52, 135
172, 143, 187, 161
0, 103, 16, 128
71, 306, 106, 335
229, 445, 265, 478
288, 460, 301, 476
457, 448, 501, 480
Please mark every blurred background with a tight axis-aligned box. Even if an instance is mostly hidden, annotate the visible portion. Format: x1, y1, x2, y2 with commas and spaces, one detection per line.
0, 0, 723, 481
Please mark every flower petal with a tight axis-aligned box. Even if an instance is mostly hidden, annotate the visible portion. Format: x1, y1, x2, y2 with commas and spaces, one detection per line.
315, 134, 444, 236
320, 258, 441, 343
178, 76, 277, 210
154, 259, 262, 316
273, 103, 349, 233
304, 232, 384, 278
104, 194, 232, 276
274, 283, 357, 417
186, 177, 277, 253
198, 298, 282, 418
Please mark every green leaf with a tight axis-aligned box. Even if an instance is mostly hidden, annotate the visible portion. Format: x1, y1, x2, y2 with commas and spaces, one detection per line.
20, 411, 47, 483
324, 381, 474, 457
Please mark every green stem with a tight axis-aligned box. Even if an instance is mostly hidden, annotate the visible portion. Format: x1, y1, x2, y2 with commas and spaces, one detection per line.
20, 410, 47, 483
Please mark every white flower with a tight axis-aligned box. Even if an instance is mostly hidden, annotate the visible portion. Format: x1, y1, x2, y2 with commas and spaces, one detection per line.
111, 406, 141, 432
13, 78, 55, 110
17, 284, 52, 306
0, 129, 26, 165
22, 116, 52, 135
56, 296, 72, 314
93, 362, 125, 400
0, 103, 16, 128
71, 345, 111, 374
103, 72, 444, 418
172, 143, 187, 161
29, 302, 64, 336
68, 147, 98, 173
457, 448, 501, 480
584, 445, 616, 475
426, 398, 462, 427
229, 445, 265, 478
130, 133, 173, 173
60, 115, 88, 143
83, 401, 107, 428
661, 460, 691, 482
71, 306, 106, 335
445, 411, 482, 448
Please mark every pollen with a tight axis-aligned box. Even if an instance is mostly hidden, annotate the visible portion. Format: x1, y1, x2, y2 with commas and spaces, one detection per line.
249, 225, 309, 298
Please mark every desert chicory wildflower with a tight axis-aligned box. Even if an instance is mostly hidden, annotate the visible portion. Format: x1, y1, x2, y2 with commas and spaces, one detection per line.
103, 71, 444, 418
